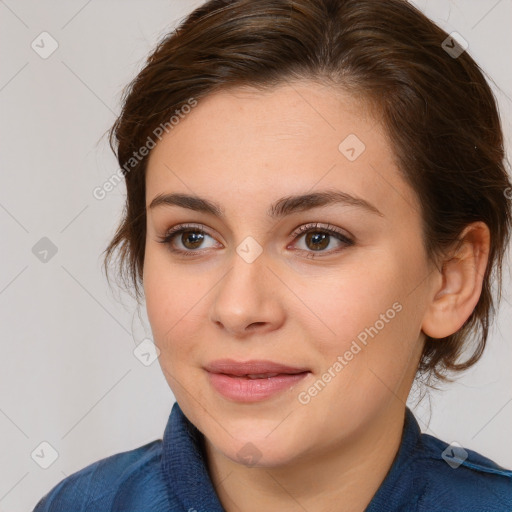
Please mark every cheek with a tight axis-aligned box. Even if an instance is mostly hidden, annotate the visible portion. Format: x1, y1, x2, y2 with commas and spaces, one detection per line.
143, 250, 205, 356
143, 256, 212, 405
296, 267, 420, 433
302, 247, 424, 389
301, 254, 403, 350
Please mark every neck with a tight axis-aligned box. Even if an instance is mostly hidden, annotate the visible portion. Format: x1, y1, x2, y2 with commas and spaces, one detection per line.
204, 402, 406, 512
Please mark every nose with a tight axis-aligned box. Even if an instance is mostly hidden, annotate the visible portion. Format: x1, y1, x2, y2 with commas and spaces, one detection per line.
209, 251, 286, 338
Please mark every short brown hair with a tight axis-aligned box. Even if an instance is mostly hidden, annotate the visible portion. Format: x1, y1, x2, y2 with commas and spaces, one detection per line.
104, 0, 512, 384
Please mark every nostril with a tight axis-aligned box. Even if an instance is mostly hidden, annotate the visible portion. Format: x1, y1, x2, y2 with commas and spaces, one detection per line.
247, 322, 265, 330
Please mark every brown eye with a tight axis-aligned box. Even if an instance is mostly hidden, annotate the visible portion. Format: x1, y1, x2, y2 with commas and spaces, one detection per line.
291, 223, 354, 259
304, 232, 330, 251
157, 223, 220, 257
180, 230, 205, 250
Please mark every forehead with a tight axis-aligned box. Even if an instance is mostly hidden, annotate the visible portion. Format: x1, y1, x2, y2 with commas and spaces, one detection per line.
145, 82, 419, 221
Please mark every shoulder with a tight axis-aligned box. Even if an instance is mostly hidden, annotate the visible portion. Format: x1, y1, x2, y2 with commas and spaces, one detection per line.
32, 440, 171, 511
413, 431, 512, 511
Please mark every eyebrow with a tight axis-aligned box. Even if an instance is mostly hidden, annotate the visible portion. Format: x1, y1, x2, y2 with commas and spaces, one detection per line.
148, 189, 384, 218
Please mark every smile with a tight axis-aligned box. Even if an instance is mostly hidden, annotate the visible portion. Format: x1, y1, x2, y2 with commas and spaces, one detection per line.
204, 359, 311, 402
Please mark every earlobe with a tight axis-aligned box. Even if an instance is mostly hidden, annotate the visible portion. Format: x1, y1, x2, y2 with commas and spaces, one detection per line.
421, 222, 490, 339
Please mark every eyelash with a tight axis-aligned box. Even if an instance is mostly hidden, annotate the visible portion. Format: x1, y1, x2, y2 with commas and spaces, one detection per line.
157, 222, 354, 259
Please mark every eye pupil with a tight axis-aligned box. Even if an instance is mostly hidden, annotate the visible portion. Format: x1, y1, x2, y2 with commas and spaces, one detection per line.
182, 230, 204, 249
306, 232, 329, 251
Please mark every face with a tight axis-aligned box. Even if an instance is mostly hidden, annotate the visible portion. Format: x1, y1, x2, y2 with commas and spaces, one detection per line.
143, 81, 434, 467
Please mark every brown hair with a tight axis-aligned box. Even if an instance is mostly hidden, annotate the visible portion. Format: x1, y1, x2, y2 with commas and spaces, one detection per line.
104, 0, 511, 384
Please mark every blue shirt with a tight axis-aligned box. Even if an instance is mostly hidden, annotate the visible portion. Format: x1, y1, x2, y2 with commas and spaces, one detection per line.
33, 401, 512, 511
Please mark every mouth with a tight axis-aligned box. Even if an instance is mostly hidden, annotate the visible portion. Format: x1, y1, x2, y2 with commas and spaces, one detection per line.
204, 359, 311, 402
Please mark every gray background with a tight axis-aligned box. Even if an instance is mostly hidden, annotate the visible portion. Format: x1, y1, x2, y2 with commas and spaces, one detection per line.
0, 1, 511, 511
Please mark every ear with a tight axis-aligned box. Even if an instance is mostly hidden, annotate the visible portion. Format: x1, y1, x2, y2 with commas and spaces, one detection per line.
421, 221, 490, 339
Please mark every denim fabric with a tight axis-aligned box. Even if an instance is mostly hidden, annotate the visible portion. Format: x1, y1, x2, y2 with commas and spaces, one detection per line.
33, 402, 512, 511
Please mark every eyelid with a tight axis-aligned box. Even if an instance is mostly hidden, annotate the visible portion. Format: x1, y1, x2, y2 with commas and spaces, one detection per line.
160, 222, 352, 242
158, 221, 354, 258
158, 222, 218, 246
164, 222, 209, 235
289, 222, 353, 242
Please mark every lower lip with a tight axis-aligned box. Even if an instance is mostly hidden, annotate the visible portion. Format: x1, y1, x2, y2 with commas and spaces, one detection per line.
207, 371, 310, 402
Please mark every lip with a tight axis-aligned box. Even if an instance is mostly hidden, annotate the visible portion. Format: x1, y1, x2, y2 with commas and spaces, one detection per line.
204, 359, 310, 376
204, 359, 311, 402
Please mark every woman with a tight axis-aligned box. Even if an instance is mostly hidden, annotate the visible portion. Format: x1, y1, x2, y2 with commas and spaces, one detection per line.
34, 0, 512, 510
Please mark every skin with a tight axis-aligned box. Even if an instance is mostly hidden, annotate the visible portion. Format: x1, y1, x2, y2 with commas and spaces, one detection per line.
143, 81, 490, 512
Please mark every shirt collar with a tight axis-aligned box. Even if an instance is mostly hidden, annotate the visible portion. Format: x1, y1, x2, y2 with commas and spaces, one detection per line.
365, 407, 423, 512
161, 402, 422, 512
162, 401, 225, 511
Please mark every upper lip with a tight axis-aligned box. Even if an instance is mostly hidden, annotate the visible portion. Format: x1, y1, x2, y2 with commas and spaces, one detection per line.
204, 359, 310, 376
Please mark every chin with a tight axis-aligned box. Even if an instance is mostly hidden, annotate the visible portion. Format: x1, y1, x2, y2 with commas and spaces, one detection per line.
222, 438, 302, 468
204, 418, 308, 468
